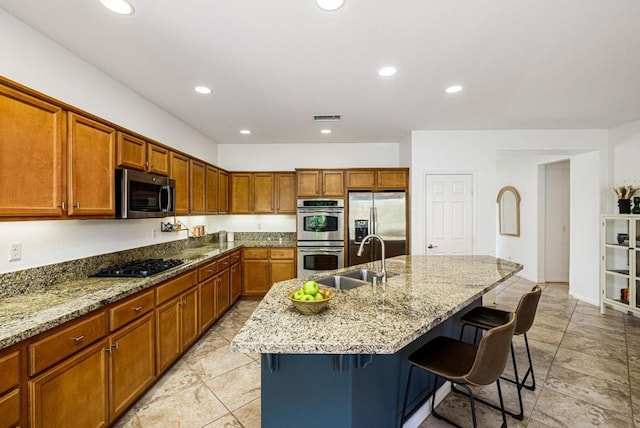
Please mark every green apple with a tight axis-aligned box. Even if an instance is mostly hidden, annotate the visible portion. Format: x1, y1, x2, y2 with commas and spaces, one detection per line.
293, 289, 305, 300
303, 280, 319, 296
314, 292, 324, 301
301, 294, 315, 301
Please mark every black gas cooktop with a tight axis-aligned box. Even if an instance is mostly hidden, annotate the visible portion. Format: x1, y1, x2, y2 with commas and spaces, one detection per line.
93, 258, 184, 278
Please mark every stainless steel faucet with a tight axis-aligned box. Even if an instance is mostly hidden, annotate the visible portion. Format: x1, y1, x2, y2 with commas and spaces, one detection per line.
357, 234, 386, 285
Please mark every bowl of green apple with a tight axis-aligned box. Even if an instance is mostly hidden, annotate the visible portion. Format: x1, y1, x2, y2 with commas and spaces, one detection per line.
286, 280, 335, 315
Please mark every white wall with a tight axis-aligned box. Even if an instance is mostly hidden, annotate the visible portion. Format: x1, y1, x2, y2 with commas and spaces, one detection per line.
609, 119, 640, 206
544, 161, 570, 282
0, 10, 220, 274
217, 143, 399, 171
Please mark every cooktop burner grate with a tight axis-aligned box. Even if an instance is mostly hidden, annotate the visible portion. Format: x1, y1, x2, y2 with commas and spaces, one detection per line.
93, 258, 184, 278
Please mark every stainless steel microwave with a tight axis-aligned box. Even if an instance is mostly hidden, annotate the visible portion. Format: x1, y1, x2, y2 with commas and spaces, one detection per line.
115, 168, 175, 218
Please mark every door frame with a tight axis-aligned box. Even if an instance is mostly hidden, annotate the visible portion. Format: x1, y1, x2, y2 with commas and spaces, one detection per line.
422, 171, 477, 255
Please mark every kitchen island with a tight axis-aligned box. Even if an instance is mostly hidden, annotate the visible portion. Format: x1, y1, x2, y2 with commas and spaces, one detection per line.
231, 255, 522, 428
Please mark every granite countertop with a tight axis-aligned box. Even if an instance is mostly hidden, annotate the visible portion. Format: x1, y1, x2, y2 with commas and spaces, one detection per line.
230, 255, 523, 355
0, 240, 296, 350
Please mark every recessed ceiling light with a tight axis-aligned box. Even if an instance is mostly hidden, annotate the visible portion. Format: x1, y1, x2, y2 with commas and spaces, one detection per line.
316, 0, 345, 11
445, 85, 463, 94
240, 129, 251, 135
194, 86, 212, 94
378, 66, 397, 77
99, 0, 135, 15
321, 129, 332, 134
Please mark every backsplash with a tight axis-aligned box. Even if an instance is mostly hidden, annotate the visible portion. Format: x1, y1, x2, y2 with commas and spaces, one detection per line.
0, 232, 295, 299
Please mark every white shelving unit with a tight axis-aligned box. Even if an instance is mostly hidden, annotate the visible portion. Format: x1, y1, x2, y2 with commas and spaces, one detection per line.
600, 214, 640, 315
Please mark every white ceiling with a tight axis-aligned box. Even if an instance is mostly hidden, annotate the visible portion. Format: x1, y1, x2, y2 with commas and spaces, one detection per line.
2, 0, 640, 145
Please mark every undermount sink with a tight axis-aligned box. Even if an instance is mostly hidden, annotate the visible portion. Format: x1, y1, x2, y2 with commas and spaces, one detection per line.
315, 269, 397, 290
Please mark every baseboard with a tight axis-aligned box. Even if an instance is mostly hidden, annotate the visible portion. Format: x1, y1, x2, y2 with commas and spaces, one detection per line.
403, 381, 452, 428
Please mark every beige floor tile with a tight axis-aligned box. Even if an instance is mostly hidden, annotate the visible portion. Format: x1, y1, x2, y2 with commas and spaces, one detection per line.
552, 348, 629, 390
134, 382, 228, 427
203, 360, 261, 411
427, 388, 516, 428
186, 339, 254, 381
233, 299, 261, 318
569, 311, 626, 333
529, 388, 633, 427
139, 359, 200, 405
527, 325, 565, 346
565, 319, 626, 343
575, 301, 624, 318
112, 408, 141, 428
203, 413, 243, 427
233, 397, 261, 428
559, 330, 628, 364
544, 364, 632, 417
212, 311, 251, 342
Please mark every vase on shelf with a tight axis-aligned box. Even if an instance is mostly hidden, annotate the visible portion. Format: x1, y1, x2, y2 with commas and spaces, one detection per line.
618, 199, 632, 214
632, 196, 640, 214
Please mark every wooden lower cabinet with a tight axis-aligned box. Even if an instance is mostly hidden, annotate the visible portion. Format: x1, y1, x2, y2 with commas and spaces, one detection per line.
242, 259, 270, 296
242, 248, 296, 297
29, 340, 109, 428
231, 262, 242, 303
0, 389, 20, 428
199, 275, 217, 333
271, 260, 296, 284
156, 286, 198, 374
216, 269, 231, 318
109, 313, 155, 420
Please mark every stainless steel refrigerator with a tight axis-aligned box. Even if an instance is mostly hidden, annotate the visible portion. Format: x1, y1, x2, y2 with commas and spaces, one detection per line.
347, 191, 407, 266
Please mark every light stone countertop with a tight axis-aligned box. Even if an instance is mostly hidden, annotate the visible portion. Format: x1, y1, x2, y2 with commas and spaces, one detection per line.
0, 240, 295, 350
230, 255, 522, 355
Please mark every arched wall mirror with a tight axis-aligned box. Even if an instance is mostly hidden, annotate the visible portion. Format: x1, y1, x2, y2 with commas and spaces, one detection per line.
497, 186, 521, 237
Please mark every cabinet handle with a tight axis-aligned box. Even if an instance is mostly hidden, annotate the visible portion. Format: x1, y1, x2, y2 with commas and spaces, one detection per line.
73, 202, 80, 209
113, 341, 119, 350
133, 306, 143, 312
206, 269, 214, 273
104, 342, 119, 354
72, 335, 85, 342
58, 202, 65, 210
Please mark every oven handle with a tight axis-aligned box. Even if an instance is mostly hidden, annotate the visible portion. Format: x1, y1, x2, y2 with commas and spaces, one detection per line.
298, 248, 344, 253
297, 209, 344, 214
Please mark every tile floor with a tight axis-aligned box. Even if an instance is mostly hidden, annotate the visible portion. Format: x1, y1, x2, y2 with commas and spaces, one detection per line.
115, 277, 640, 427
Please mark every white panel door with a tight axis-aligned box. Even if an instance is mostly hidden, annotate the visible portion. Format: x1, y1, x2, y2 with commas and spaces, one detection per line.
425, 174, 474, 254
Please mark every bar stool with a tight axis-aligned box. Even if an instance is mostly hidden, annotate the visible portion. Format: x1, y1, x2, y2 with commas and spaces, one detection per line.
457, 285, 542, 420
401, 312, 516, 428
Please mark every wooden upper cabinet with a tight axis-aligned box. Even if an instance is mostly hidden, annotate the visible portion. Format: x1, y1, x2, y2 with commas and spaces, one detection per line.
190, 159, 205, 214
67, 113, 115, 217
170, 152, 190, 215
205, 164, 219, 214
275, 173, 296, 213
253, 173, 275, 214
230, 173, 252, 214
147, 144, 169, 176
345, 168, 408, 190
218, 170, 229, 214
0, 83, 65, 217
116, 132, 146, 171
297, 169, 344, 198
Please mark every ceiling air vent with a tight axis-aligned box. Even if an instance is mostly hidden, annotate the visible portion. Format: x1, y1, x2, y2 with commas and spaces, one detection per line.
313, 114, 342, 122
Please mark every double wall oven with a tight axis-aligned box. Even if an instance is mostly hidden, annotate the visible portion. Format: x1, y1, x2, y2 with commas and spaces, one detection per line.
296, 199, 344, 276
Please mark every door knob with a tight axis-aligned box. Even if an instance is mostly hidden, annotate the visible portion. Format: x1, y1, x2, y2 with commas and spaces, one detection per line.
427, 244, 438, 249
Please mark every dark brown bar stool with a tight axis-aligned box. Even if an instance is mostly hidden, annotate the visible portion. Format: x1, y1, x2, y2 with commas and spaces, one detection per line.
401, 312, 516, 428
457, 285, 542, 420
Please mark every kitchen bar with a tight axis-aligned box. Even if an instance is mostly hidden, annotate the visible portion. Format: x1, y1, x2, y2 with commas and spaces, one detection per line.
231, 255, 522, 428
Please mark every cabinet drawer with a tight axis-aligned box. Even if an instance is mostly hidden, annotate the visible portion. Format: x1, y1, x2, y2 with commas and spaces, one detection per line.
198, 260, 217, 282
0, 351, 20, 394
29, 311, 107, 376
0, 388, 20, 428
217, 255, 230, 271
244, 248, 268, 259
109, 290, 154, 332
230, 250, 241, 265
156, 270, 198, 305
270, 248, 295, 260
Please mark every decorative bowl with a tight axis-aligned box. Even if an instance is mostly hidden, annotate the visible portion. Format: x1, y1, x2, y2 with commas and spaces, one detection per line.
286, 287, 335, 315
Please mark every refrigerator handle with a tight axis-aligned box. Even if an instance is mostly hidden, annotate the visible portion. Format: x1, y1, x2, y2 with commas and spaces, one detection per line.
373, 207, 378, 235
369, 207, 375, 235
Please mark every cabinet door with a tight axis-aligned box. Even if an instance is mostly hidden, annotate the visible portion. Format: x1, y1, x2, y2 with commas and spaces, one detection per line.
190, 159, 206, 214
181, 287, 199, 350
0, 84, 65, 217
270, 260, 296, 285
275, 173, 296, 213
231, 262, 242, 303
116, 132, 146, 171
216, 269, 232, 318
230, 173, 252, 214
109, 313, 155, 420
346, 170, 376, 189
199, 276, 217, 332
253, 173, 275, 213
170, 152, 190, 215
297, 170, 321, 197
156, 297, 181, 374
147, 143, 169, 176
0, 388, 20, 428
67, 113, 116, 216
29, 340, 109, 428
205, 164, 219, 214
218, 170, 229, 213
377, 169, 407, 189
322, 170, 344, 197
242, 260, 270, 296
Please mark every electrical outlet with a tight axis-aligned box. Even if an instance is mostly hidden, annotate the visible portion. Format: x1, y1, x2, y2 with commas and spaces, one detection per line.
257, 223, 262, 230
151, 229, 157, 239
9, 242, 22, 261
